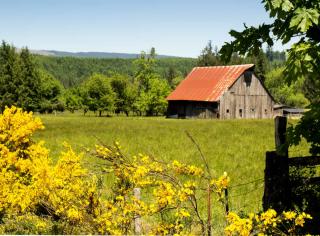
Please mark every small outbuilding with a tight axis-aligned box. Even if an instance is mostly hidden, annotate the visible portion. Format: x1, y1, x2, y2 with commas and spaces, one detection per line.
166, 64, 274, 119
273, 104, 305, 119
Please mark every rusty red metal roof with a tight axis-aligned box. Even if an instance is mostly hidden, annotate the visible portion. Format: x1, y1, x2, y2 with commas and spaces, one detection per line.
167, 64, 255, 102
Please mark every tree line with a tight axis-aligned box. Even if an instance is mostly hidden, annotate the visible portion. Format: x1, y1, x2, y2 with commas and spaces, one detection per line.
0, 42, 175, 116
64, 50, 171, 116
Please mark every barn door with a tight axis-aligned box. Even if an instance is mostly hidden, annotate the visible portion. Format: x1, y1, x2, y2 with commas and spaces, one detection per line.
234, 95, 245, 119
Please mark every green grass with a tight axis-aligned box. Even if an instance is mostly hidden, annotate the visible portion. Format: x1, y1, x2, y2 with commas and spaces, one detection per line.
33, 112, 310, 234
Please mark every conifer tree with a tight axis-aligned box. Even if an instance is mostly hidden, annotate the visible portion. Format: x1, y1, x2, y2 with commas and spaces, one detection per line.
197, 41, 220, 66
18, 48, 42, 111
0, 41, 20, 111
0, 42, 43, 112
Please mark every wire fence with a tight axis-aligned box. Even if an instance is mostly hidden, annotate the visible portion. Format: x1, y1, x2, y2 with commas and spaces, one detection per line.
229, 178, 264, 190
225, 177, 265, 213
229, 183, 264, 198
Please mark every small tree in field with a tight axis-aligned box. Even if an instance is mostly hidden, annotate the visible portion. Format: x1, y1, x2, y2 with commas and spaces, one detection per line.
82, 74, 116, 116
64, 88, 82, 113
38, 70, 64, 113
110, 74, 137, 116
133, 48, 170, 116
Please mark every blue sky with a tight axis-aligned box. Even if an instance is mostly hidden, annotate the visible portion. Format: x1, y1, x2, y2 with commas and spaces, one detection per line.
0, 0, 284, 57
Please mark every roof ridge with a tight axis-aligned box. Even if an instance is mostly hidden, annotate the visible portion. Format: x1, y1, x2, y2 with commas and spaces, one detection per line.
194, 64, 254, 69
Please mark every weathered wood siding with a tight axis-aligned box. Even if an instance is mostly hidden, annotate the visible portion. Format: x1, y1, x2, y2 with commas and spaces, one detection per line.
219, 73, 274, 119
167, 101, 219, 119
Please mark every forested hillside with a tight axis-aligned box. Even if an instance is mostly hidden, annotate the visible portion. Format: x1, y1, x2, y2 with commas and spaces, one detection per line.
35, 55, 197, 87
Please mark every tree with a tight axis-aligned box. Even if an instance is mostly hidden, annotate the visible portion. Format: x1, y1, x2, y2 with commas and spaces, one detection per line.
134, 50, 156, 92
110, 74, 137, 116
82, 74, 115, 116
165, 66, 177, 88
171, 76, 184, 89
134, 77, 170, 116
265, 67, 309, 107
133, 49, 169, 116
64, 88, 82, 113
150, 47, 156, 59
0, 42, 44, 112
302, 75, 320, 104
0, 41, 20, 111
146, 78, 170, 115
266, 46, 274, 62
252, 49, 268, 84
220, 0, 320, 155
18, 48, 42, 111
197, 41, 220, 66
38, 70, 64, 113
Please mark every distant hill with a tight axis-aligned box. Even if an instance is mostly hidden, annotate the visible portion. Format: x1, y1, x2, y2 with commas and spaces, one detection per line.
31, 49, 181, 59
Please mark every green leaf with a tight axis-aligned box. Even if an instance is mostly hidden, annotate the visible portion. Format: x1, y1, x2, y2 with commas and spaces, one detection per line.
290, 8, 320, 32
282, 0, 293, 12
271, 0, 293, 11
271, 0, 282, 9
304, 54, 312, 61
229, 30, 242, 38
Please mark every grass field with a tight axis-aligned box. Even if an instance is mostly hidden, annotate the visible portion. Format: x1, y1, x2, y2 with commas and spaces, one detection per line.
33, 112, 310, 233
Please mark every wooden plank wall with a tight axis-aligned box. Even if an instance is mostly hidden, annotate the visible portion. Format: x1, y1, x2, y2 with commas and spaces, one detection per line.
219, 74, 274, 119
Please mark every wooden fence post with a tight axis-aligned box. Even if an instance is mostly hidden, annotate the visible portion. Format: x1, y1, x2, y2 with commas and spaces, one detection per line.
224, 188, 229, 215
263, 151, 290, 211
133, 187, 142, 234
275, 116, 288, 156
263, 116, 290, 211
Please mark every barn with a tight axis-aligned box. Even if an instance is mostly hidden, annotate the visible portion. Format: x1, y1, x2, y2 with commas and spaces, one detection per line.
166, 64, 274, 119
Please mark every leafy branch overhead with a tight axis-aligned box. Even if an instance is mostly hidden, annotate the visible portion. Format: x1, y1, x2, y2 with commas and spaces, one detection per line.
221, 0, 320, 61
220, 0, 320, 155
220, 24, 274, 62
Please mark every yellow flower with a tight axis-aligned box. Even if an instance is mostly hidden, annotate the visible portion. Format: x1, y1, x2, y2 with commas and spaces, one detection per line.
260, 209, 277, 226
283, 211, 296, 220
295, 212, 312, 227
175, 209, 190, 218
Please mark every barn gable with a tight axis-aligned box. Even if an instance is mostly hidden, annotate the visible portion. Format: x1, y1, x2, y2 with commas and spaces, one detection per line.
166, 64, 274, 119
219, 72, 274, 119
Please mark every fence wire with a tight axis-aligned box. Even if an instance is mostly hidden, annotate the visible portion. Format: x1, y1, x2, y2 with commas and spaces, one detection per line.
229, 178, 264, 189
229, 183, 264, 198
226, 178, 265, 213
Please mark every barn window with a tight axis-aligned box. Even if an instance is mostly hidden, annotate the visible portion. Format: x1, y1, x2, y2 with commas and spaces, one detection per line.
239, 109, 243, 117
251, 108, 255, 112
226, 109, 229, 113
244, 71, 252, 87
265, 109, 268, 114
